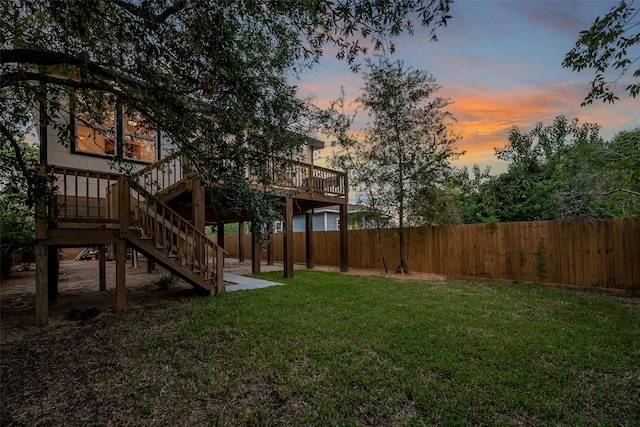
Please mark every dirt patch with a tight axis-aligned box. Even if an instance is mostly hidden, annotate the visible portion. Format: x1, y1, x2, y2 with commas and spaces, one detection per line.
1, 259, 198, 344
1, 258, 445, 344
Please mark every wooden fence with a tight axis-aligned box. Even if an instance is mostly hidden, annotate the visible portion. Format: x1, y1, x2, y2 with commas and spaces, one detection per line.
224, 217, 640, 292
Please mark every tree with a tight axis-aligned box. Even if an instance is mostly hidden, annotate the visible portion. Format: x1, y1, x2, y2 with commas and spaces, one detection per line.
328, 57, 462, 273
0, 139, 37, 278
464, 116, 639, 223
553, 126, 640, 219
489, 116, 605, 222
444, 164, 495, 224
1, 0, 452, 231
563, 0, 640, 104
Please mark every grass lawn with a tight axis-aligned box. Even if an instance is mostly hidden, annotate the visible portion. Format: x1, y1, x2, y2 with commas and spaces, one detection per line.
2, 271, 639, 426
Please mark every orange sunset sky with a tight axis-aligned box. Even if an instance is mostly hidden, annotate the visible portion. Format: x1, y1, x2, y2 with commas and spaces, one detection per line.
295, 0, 639, 176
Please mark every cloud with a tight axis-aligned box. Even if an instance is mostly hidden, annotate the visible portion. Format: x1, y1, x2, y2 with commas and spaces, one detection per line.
441, 80, 640, 169
502, 0, 610, 38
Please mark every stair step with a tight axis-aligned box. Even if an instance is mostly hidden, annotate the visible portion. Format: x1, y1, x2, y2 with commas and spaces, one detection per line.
168, 255, 178, 259
192, 270, 201, 274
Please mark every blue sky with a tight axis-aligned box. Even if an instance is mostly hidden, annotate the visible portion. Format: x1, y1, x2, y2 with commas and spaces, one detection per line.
295, 0, 639, 175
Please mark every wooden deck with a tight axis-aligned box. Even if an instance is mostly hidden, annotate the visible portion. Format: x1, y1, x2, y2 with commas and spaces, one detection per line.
35, 154, 349, 326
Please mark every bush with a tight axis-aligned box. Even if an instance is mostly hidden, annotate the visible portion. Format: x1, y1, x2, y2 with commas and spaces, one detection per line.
0, 197, 34, 279
153, 274, 177, 291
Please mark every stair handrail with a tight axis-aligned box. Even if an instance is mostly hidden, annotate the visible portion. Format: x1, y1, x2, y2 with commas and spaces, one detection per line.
131, 151, 187, 195
128, 179, 227, 254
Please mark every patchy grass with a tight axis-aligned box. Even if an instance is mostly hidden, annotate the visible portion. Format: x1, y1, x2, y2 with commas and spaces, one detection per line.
2, 271, 639, 426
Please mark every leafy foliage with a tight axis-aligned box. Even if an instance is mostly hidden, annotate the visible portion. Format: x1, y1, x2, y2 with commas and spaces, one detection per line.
1, 0, 452, 227
563, 0, 640, 104
457, 117, 640, 223
0, 139, 37, 278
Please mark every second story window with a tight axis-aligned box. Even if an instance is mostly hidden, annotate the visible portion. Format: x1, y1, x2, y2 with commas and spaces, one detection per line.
72, 93, 157, 163
74, 98, 116, 157
124, 111, 157, 162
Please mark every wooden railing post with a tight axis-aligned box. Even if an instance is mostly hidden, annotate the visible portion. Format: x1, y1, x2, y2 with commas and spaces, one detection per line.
308, 164, 314, 193
118, 176, 130, 238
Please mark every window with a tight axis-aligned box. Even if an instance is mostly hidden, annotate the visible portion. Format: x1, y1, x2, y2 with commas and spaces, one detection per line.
124, 111, 157, 162
75, 102, 116, 157
72, 96, 157, 162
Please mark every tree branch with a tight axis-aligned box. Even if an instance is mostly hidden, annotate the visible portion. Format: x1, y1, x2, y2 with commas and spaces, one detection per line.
0, 70, 130, 96
1, 48, 143, 88
590, 188, 640, 197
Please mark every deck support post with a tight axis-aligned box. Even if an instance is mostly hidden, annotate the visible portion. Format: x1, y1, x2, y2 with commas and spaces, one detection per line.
238, 221, 245, 262
35, 240, 48, 327
147, 259, 156, 273
283, 197, 294, 278
34, 164, 49, 327
116, 240, 127, 311
251, 226, 261, 274
116, 176, 129, 312
216, 249, 225, 294
193, 180, 205, 260
267, 222, 274, 265
340, 203, 349, 272
217, 219, 225, 268
99, 245, 106, 291
306, 212, 314, 269
131, 248, 138, 268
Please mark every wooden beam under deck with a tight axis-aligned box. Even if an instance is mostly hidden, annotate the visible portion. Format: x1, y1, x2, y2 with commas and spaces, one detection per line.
46, 228, 121, 246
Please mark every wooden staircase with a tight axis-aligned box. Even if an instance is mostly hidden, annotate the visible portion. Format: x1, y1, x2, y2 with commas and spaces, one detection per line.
126, 154, 225, 295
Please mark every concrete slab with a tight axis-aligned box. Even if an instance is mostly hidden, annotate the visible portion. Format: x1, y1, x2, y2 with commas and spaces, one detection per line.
224, 273, 284, 292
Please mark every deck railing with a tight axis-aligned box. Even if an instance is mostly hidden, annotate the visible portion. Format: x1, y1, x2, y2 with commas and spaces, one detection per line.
131, 152, 186, 196
45, 152, 347, 225
254, 155, 347, 198
48, 166, 121, 223
130, 151, 347, 199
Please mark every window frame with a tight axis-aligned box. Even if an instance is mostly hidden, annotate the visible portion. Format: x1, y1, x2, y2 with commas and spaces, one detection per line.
70, 97, 118, 160
71, 99, 159, 164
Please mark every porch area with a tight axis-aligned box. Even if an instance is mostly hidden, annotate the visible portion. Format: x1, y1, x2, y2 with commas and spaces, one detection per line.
34, 153, 349, 326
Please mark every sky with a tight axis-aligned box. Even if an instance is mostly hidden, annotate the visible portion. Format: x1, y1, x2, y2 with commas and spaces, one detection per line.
294, 0, 639, 175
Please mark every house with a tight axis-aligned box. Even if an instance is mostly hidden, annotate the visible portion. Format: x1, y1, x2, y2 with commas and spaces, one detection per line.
33, 100, 349, 326
273, 204, 375, 232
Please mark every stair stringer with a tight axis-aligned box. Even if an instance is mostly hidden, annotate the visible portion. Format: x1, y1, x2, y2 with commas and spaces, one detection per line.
126, 233, 222, 295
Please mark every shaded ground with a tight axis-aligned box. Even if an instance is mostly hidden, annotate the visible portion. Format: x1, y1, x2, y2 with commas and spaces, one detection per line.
1, 257, 444, 344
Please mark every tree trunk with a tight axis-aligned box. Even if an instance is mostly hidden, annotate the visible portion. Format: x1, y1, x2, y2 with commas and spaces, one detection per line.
376, 223, 388, 274
397, 213, 408, 274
